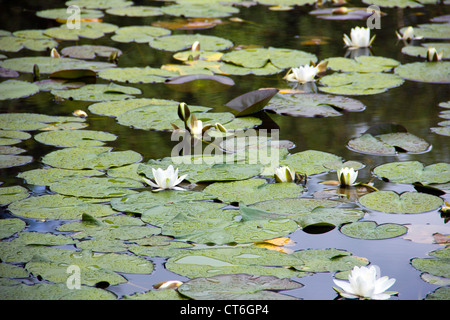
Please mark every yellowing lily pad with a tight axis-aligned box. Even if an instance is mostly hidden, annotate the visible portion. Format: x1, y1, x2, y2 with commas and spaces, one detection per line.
149, 34, 233, 52
358, 191, 443, 214
0, 155, 33, 168
264, 93, 366, 117
0, 80, 39, 100
394, 62, 450, 83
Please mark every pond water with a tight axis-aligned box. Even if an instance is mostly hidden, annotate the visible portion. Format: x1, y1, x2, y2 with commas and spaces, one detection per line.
0, 0, 449, 300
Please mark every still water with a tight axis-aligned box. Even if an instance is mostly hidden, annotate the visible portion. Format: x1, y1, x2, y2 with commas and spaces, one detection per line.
0, 0, 449, 300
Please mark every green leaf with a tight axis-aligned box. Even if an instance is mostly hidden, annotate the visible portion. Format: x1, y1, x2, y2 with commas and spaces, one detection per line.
161, 3, 240, 18
0, 80, 39, 100
111, 26, 171, 43
149, 34, 233, 52
340, 221, 407, 239
373, 161, 450, 185
225, 88, 279, 116
325, 56, 400, 73
17, 168, 104, 186
394, 62, 450, 83
98, 67, 178, 83
292, 248, 369, 272
51, 83, 142, 101
34, 129, 117, 148
0, 218, 26, 239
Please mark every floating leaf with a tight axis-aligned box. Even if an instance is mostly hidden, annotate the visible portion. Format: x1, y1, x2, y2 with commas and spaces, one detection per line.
0, 80, 39, 100
18, 168, 104, 186
44, 22, 118, 40
98, 67, 178, 83
149, 34, 233, 52
0, 218, 26, 239
394, 62, 450, 83
401, 43, 450, 60
61, 45, 122, 60
358, 191, 443, 214
411, 247, 450, 278
88, 98, 180, 117
292, 248, 369, 272
0, 32, 58, 52
340, 221, 407, 240
165, 74, 235, 86
8, 194, 116, 219
153, 18, 223, 30
203, 178, 303, 205
325, 56, 400, 73
319, 72, 404, 95
0, 186, 29, 205
111, 26, 171, 43
41, 146, 142, 170
225, 88, 279, 116
373, 161, 450, 185
51, 83, 141, 101
0, 155, 33, 168
310, 7, 381, 20
34, 129, 117, 148
65, 0, 133, 9
178, 274, 302, 300
399, 23, 450, 40
0, 113, 85, 131
362, 0, 434, 8
36, 8, 104, 20
161, 3, 240, 18
106, 6, 163, 17
264, 93, 365, 117
425, 287, 450, 300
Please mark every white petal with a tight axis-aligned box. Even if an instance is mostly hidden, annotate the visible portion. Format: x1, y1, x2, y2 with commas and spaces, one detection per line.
333, 279, 356, 295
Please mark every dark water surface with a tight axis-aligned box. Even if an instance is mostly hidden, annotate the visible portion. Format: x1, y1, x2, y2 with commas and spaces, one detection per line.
0, 0, 449, 300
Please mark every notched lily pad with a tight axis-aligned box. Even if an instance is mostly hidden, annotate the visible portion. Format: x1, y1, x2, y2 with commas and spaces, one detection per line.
51, 83, 142, 101
373, 161, 450, 185
34, 129, 117, 148
98, 67, 178, 84
161, 3, 240, 18
0, 80, 39, 100
111, 26, 171, 43
340, 221, 407, 239
324, 56, 400, 73
0, 113, 85, 131
394, 62, 450, 83
149, 34, 233, 52
61, 45, 122, 60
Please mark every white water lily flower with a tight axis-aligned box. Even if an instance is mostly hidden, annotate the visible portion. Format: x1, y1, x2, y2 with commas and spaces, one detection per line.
274, 166, 296, 183
285, 65, 319, 83
426, 47, 443, 62
337, 167, 358, 186
395, 26, 423, 41
143, 165, 187, 191
343, 27, 375, 48
333, 265, 396, 300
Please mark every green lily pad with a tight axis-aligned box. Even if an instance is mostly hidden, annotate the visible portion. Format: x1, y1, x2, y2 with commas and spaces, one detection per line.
399, 23, 450, 40
358, 191, 443, 214
123, 289, 187, 300
116, 105, 229, 131
363, 0, 437, 7
0, 218, 26, 239
0, 80, 39, 100
257, 0, 316, 5
0, 130, 31, 144
425, 287, 450, 300
51, 83, 142, 101
0, 283, 116, 300
66, 0, 132, 9
14, 231, 77, 246
0, 186, 29, 205
0, 57, 116, 74
348, 132, 431, 155
36, 8, 104, 20
264, 93, 366, 117
110, 190, 216, 214
373, 161, 450, 185
17, 168, 104, 186
319, 72, 404, 95
178, 273, 302, 300
0, 32, 58, 52
0, 113, 84, 132
401, 43, 450, 60
43, 22, 118, 40
340, 221, 407, 239
161, 3, 239, 18
431, 120, 450, 136
111, 26, 171, 43
295, 207, 365, 230
219, 61, 282, 76
149, 34, 233, 52
292, 248, 369, 272
0, 155, 33, 168
61, 45, 122, 60
165, 246, 303, 279
88, 98, 180, 117
41, 146, 142, 170
7, 194, 117, 219
49, 176, 142, 198
34, 129, 117, 148
0, 262, 28, 278
325, 56, 400, 73
394, 62, 450, 83
98, 67, 178, 83
25, 249, 153, 286
203, 178, 303, 205
411, 247, 450, 278
106, 5, 163, 17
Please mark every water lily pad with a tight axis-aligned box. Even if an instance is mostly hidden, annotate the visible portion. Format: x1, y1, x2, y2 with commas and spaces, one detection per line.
8, 194, 116, 219
0, 57, 115, 74
362, 0, 426, 7
411, 247, 450, 278
165, 246, 303, 279
106, 6, 163, 17
0, 67, 19, 77
18, 168, 104, 186
309, 7, 380, 20
110, 190, 216, 214
425, 287, 450, 300
14, 231, 77, 246
265, 93, 365, 117
150, 34, 233, 52
98, 67, 178, 83
0, 155, 33, 168
36, 8, 104, 20
0, 186, 29, 205
51, 83, 141, 101
257, 0, 316, 5
401, 43, 450, 60
66, 0, 133, 9
340, 221, 407, 239
49, 176, 142, 198
325, 56, 400, 73
394, 62, 450, 83
0, 113, 85, 131
319, 72, 404, 95
178, 274, 302, 300
373, 161, 450, 185
0, 283, 116, 300
203, 178, 303, 205
358, 191, 443, 214
26, 249, 153, 286
399, 23, 450, 40
88, 98, 180, 117
111, 26, 171, 43
161, 3, 239, 18
0, 32, 58, 52
61, 45, 122, 60
34, 129, 117, 148
116, 105, 229, 131
41, 146, 142, 170
0, 218, 26, 239
348, 132, 431, 155
292, 248, 368, 272
44, 22, 118, 41
0, 80, 39, 100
